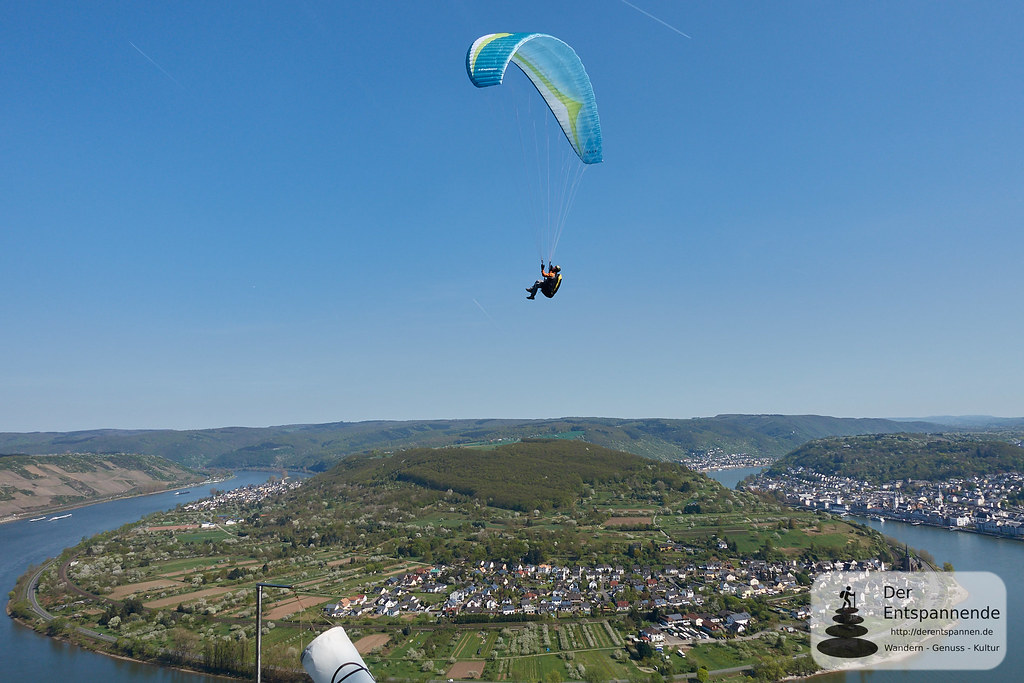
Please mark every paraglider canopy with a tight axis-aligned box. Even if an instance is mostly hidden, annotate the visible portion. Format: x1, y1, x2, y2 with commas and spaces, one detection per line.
467, 32, 602, 165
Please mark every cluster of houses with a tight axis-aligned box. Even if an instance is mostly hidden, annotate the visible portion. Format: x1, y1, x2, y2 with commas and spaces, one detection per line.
320, 557, 848, 640
181, 478, 302, 513
638, 610, 752, 644
680, 451, 772, 472
747, 469, 1024, 538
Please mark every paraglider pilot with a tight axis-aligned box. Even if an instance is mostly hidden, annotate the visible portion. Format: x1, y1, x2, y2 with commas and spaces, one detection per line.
527, 261, 562, 299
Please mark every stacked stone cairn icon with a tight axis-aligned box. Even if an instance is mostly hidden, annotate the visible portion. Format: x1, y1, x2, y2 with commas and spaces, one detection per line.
816, 587, 879, 658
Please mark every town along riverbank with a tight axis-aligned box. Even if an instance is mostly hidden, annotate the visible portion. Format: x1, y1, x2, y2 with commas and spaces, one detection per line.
796, 516, 1024, 682
703, 469, 1024, 682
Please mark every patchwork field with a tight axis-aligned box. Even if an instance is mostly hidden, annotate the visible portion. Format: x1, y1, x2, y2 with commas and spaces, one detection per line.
108, 579, 185, 599
264, 594, 334, 620
354, 633, 391, 654
604, 516, 653, 526
507, 654, 566, 681
446, 660, 485, 679
144, 586, 234, 609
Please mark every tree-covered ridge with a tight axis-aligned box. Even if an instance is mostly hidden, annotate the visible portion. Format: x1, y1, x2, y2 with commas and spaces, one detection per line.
768, 433, 1024, 483
0, 414, 948, 469
324, 440, 700, 512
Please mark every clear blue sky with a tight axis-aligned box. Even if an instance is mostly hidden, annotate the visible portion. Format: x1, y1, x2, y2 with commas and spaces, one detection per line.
3, 1, 1022, 432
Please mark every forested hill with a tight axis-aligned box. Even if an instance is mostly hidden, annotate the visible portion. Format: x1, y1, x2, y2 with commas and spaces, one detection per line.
316, 439, 707, 513
307, 440, 733, 516
0, 414, 945, 470
767, 433, 1024, 484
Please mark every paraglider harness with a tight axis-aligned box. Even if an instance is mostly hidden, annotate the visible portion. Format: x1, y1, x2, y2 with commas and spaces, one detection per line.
527, 261, 561, 299
540, 264, 562, 298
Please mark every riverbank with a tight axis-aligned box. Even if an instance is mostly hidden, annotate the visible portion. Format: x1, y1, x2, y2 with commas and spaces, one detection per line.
844, 511, 1024, 546
2, 471, 304, 683
7, 586, 240, 683
0, 453, 219, 523
0, 476, 227, 526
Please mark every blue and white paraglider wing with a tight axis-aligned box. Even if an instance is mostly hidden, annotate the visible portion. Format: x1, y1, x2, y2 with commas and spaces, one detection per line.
467, 32, 603, 164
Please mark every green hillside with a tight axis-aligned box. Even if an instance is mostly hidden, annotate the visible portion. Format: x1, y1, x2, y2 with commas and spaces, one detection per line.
767, 433, 1024, 483
322, 439, 703, 513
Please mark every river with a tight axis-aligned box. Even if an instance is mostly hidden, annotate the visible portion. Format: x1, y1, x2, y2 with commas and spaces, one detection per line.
1, 471, 287, 682
702, 465, 764, 491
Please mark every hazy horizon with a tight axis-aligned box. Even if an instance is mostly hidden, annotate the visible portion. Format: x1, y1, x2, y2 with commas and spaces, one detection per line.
3, 412, 1022, 435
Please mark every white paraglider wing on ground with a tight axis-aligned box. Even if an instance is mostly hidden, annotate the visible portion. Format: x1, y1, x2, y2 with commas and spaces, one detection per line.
301, 626, 376, 683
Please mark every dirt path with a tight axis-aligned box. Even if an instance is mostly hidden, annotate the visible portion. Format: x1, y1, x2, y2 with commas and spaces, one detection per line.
144, 586, 234, 609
